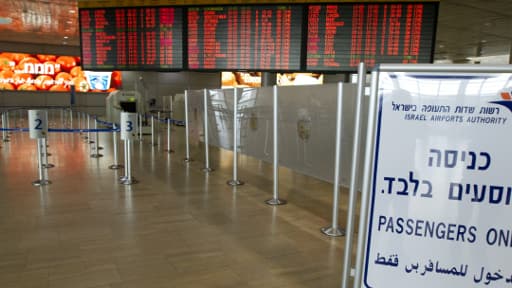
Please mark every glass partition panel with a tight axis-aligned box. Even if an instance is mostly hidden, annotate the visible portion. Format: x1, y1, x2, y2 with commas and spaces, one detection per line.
277, 83, 358, 185
238, 86, 274, 163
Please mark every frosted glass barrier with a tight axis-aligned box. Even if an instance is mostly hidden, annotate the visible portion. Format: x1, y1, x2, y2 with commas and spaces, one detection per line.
277, 84, 357, 185
186, 89, 204, 146
238, 87, 274, 163
207, 89, 234, 150
187, 83, 366, 187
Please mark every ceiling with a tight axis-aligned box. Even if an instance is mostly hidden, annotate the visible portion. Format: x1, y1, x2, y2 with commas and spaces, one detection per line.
0, 0, 510, 64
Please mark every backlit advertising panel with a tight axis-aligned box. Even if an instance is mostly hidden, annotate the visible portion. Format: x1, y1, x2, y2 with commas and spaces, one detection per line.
0, 52, 122, 92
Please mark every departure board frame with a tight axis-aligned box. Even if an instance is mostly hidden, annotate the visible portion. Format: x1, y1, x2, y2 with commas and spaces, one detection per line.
78, 1, 439, 73
186, 4, 306, 72
305, 2, 439, 72
79, 6, 185, 71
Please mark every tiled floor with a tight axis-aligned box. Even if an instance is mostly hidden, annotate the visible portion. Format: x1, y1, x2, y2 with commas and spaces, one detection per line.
0, 116, 356, 288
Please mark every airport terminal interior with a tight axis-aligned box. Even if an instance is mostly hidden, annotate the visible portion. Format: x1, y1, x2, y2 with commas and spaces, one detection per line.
0, 0, 511, 287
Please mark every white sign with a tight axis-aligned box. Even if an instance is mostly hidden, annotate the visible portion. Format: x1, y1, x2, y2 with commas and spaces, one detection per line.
364, 72, 512, 287
120, 112, 137, 140
28, 110, 48, 139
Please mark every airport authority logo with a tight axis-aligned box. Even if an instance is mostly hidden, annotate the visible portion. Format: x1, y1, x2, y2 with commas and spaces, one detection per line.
490, 88, 512, 113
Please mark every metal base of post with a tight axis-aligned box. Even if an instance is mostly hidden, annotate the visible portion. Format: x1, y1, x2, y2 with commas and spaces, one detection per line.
265, 198, 287, 206
42, 164, 55, 169
183, 158, 193, 163
86, 140, 95, 144
109, 164, 124, 170
227, 179, 244, 186
93, 146, 104, 150
90, 153, 104, 158
320, 226, 345, 237
165, 149, 174, 153
203, 167, 214, 172
32, 179, 51, 186
120, 177, 138, 185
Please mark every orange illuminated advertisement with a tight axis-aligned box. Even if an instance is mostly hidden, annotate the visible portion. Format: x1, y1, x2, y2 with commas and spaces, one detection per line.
0, 52, 122, 92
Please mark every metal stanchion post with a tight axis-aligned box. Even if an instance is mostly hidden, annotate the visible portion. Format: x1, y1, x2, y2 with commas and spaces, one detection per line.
353, 70, 379, 288
202, 89, 213, 172
228, 88, 244, 186
265, 85, 286, 205
341, 62, 366, 288
151, 115, 156, 146
138, 114, 143, 141
109, 123, 123, 169
165, 118, 174, 153
321, 82, 345, 237
33, 138, 51, 186
91, 117, 103, 158
119, 141, 129, 181
29, 110, 51, 186
77, 111, 82, 133
69, 109, 73, 129
184, 90, 192, 162
86, 114, 94, 143
81, 112, 86, 137
2, 113, 9, 142
6, 111, 11, 135
120, 112, 138, 184
42, 138, 55, 169
157, 112, 161, 132
120, 140, 137, 185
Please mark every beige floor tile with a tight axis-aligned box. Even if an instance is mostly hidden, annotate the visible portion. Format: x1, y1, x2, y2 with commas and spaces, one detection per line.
0, 128, 353, 288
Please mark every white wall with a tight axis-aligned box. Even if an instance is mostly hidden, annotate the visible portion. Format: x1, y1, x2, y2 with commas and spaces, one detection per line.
121, 71, 221, 110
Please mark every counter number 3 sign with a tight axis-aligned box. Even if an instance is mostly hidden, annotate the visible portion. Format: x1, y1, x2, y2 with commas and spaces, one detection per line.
120, 112, 138, 141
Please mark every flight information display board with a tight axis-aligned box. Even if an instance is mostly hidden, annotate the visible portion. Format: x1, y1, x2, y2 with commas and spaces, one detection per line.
79, 7, 183, 70
306, 3, 438, 71
187, 5, 303, 71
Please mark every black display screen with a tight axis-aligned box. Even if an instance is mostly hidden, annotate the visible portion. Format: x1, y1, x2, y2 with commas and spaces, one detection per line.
187, 5, 303, 71
306, 3, 438, 71
79, 7, 183, 71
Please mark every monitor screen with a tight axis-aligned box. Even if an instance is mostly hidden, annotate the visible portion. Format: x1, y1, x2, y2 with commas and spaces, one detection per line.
306, 3, 438, 71
187, 5, 303, 71
79, 7, 184, 71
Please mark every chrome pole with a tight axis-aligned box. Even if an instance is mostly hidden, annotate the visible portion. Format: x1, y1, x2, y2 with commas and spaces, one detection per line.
138, 114, 143, 141
151, 115, 156, 146
2, 113, 9, 142
32, 138, 51, 186
42, 138, 55, 169
77, 111, 81, 133
353, 70, 379, 288
91, 117, 103, 158
341, 62, 366, 288
266, 85, 286, 205
184, 90, 192, 162
6, 111, 10, 135
120, 141, 129, 181
228, 88, 244, 186
69, 109, 73, 129
120, 140, 138, 185
86, 114, 93, 143
321, 82, 345, 237
109, 123, 123, 169
165, 118, 174, 153
203, 89, 213, 172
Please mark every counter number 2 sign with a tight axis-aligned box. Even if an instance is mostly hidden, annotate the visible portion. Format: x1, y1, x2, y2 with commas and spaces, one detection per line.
28, 110, 48, 139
